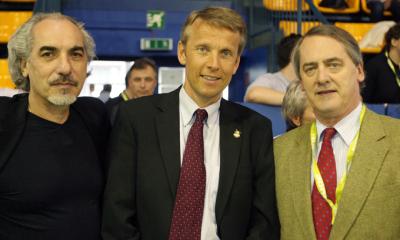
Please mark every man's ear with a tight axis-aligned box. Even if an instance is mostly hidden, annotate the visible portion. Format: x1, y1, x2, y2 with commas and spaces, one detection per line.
20, 59, 28, 77
290, 116, 302, 127
177, 41, 186, 65
356, 64, 365, 84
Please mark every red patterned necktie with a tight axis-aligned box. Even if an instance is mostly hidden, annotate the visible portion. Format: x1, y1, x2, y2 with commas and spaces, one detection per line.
312, 127, 337, 240
168, 109, 208, 240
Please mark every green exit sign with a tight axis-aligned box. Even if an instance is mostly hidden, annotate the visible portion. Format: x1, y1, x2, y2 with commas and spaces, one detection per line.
147, 10, 165, 29
140, 38, 173, 51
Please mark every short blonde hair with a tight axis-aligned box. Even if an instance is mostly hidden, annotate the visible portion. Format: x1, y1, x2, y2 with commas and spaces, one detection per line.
180, 7, 247, 55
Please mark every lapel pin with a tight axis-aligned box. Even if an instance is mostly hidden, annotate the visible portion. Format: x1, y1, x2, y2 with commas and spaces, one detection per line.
233, 129, 241, 138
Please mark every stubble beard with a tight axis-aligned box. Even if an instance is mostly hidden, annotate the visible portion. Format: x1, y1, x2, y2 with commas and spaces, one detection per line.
47, 89, 77, 106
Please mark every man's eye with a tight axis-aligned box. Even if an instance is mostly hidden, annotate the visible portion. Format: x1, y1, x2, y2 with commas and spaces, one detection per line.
41, 52, 54, 58
221, 50, 232, 57
197, 47, 208, 53
327, 62, 342, 72
304, 67, 316, 76
328, 63, 340, 68
71, 52, 84, 59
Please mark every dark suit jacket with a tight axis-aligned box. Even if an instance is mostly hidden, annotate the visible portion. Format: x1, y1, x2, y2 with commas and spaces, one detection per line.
105, 94, 124, 125
102, 88, 280, 240
0, 93, 110, 174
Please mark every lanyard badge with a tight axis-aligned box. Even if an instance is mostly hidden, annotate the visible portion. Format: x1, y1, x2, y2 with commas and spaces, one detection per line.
310, 105, 366, 224
385, 51, 400, 88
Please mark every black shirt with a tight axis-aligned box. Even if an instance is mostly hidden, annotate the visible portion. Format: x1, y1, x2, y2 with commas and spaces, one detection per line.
0, 110, 103, 240
363, 52, 400, 103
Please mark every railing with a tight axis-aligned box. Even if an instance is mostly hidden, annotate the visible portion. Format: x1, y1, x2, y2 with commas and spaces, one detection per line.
248, 0, 384, 70
249, 0, 328, 69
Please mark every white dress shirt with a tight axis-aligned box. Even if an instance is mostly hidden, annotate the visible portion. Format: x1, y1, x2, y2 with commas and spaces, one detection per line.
179, 88, 221, 240
312, 102, 363, 186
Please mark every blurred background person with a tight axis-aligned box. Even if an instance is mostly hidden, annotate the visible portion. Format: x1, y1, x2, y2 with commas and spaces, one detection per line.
89, 83, 96, 97
105, 57, 157, 124
282, 80, 315, 131
367, 0, 400, 22
363, 23, 400, 103
244, 33, 302, 105
98, 83, 112, 102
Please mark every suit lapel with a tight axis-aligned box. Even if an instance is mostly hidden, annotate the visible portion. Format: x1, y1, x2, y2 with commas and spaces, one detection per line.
290, 124, 317, 239
0, 94, 28, 172
215, 100, 242, 223
330, 110, 388, 239
155, 89, 181, 198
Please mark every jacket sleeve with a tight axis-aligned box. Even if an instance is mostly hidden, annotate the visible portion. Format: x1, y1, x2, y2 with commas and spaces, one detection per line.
246, 117, 280, 240
101, 103, 140, 240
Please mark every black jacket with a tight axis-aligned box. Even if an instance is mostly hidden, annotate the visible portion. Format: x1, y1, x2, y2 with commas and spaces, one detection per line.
102, 88, 280, 240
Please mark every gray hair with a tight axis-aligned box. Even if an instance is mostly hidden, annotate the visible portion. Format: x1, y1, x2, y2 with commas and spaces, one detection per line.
7, 12, 96, 91
292, 24, 363, 81
282, 80, 308, 129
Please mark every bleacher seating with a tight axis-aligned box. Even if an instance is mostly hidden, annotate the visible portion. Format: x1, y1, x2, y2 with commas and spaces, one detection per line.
263, 0, 309, 11
0, 11, 32, 43
0, 59, 14, 88
386, 104, 400, 118
278, 21, 380, 53
262, 0, 392, 54
313, 0, 360, 14
361, 0, 392, 16
279, 20, 321, 36
238, 102, 400, 137
334, 22, 381, 53
365, 103, 387, 115
238, 102, 286, 137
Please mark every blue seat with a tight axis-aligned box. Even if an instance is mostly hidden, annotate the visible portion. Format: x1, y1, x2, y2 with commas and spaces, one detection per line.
386, 104, 400, 119
238, 102, 286, 137
365, 103, 387, 115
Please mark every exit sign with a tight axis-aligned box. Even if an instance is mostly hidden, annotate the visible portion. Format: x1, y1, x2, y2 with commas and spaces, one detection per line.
147, 10, 165, 29
140, 38, 173, 51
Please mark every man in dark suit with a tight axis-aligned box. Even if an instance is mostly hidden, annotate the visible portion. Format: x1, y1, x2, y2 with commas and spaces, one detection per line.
0, 13, 109, 239
105, 57, 158, 125
102, 6, 279, 240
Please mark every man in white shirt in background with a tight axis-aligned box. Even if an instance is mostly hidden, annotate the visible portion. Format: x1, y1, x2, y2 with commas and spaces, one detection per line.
244, 33, 301, 105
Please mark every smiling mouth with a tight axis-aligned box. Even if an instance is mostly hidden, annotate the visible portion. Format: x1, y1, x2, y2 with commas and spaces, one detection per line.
201, 75, 220, 81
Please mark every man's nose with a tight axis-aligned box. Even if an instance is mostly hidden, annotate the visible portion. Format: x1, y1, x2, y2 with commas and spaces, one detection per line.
206, 52, 221, 71
317, 66, 330, 84
140, 79, 146, 88
57, 55, 72, 76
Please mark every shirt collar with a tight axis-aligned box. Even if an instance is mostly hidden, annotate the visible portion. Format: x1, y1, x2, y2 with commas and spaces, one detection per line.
316, 102, 362, 146
179, 87, 221, 127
